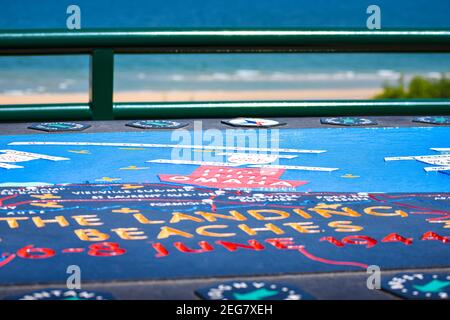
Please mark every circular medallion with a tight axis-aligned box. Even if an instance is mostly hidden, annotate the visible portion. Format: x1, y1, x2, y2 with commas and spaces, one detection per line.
222, 118, 285, 128
383, 273, 450, 299
28, 122, 91, 132
6, 288, 115, 300
196, 281, 315, 300
413, 116, 450, 125
126, 120, 188, 130
320, 117, 377, 126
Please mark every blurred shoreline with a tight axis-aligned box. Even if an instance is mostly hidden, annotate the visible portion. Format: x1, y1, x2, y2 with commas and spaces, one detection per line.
0, 88, 381, 104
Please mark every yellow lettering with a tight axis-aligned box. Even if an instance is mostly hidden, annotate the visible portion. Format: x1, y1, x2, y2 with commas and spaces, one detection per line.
247, 209, 290, 220
0, 217, 28, 229
157, 226, 193, 239
133, 213, 165, 224
72, 215, 103, 226
196, 225, 236, 237
195, 210, 246, 222
170, 212, 204, 223
328, 220, 363, 232
32, 216, 69, 228
284, 222, 321, 233
75, 229, 110, 241
308, 203, 360, 218
112, 228, 147, 240
293, 208, 312, 219
238, 223, 284, 235
364, 206, 408, 217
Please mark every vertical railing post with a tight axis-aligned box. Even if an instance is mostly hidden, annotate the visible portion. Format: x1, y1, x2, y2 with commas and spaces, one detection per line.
89, 49, 114, 120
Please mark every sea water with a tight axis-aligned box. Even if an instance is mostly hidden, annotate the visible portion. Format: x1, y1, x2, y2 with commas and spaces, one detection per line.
1, 0, 450, 96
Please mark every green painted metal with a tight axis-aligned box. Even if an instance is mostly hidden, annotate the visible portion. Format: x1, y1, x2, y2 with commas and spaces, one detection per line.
1, 29, 450, 53
90, 49, 114, 120
114, 100, 450, 119
2, 100, 449, 122
0, 104, 91, 122
0, 29, 450, 121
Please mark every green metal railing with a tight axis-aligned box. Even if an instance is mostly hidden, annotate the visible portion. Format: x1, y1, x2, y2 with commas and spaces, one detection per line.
1, 29, 450, 121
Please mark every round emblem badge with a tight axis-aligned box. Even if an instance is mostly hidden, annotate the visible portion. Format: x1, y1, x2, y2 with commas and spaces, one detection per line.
126, 120, 188, 130
413, 116, 450, 125
383, 273, 450, 299
222, 118, 285, 128
320, 117, 377, 126
28, 122, 91, 132
5, 288, 115, 300
195, 281, 315, 300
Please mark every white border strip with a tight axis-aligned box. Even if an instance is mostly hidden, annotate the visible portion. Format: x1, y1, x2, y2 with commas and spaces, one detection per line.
9, 142, 326, 154
424, 166, 450, 172
0, 149, 69, 161
431, 148, 450, 152
249, 164, 339, 172
216, 152, 298, 159
0, 162, 24, 169
147, 159, 240, 167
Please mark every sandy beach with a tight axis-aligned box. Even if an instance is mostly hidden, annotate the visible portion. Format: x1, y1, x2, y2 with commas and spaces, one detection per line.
0, 88, 381, 105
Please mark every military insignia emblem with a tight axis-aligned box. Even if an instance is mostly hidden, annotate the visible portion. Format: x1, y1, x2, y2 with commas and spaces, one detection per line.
195, 281, 315, 300
383, 273, 450, 299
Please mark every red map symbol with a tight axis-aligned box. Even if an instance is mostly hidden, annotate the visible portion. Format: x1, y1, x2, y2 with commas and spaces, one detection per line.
159, 166, 308, 189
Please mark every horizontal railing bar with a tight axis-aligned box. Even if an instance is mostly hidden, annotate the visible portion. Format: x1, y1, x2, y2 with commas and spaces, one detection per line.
1, 29, 450, 121
0, 104, 91, 122
2, 46, 450, 55
1, 29, 450, 53
0, 49, 91, 56
114, 100, 450, 119
1, 101, 449, 122
2, 46, 450, 56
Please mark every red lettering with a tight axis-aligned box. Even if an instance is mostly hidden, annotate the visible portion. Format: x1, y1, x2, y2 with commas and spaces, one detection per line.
216, 240, 265, 252
17, 245, 56, 259
152, 243, 169, 257
265, 237, 303, 250
174, 241, 214, 253
342, 235, 377, 248
320, 236, 345, 247
88, 242, 126, 257
421, 231, 449, 243
382, 233, 413, 245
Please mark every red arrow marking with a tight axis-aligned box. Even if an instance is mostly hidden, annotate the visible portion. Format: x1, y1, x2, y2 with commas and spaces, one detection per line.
298, 246, 369, 269
0, 195, 18, 207
0, 253, 16, 268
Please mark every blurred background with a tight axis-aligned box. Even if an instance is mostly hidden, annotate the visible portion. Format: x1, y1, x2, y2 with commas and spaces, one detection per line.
0, 0, 449, 104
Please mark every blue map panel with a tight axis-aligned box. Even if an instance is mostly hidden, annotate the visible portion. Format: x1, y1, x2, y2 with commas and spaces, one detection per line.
0, 127, 448, 192
0, 127, 448, 285
0, 185, 449, 285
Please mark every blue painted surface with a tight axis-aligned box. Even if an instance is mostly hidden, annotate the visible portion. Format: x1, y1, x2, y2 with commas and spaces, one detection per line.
0, 127, 448, 192
0, 127, 448, 285
0, 185, 448, 284
2, 0, 450, 30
